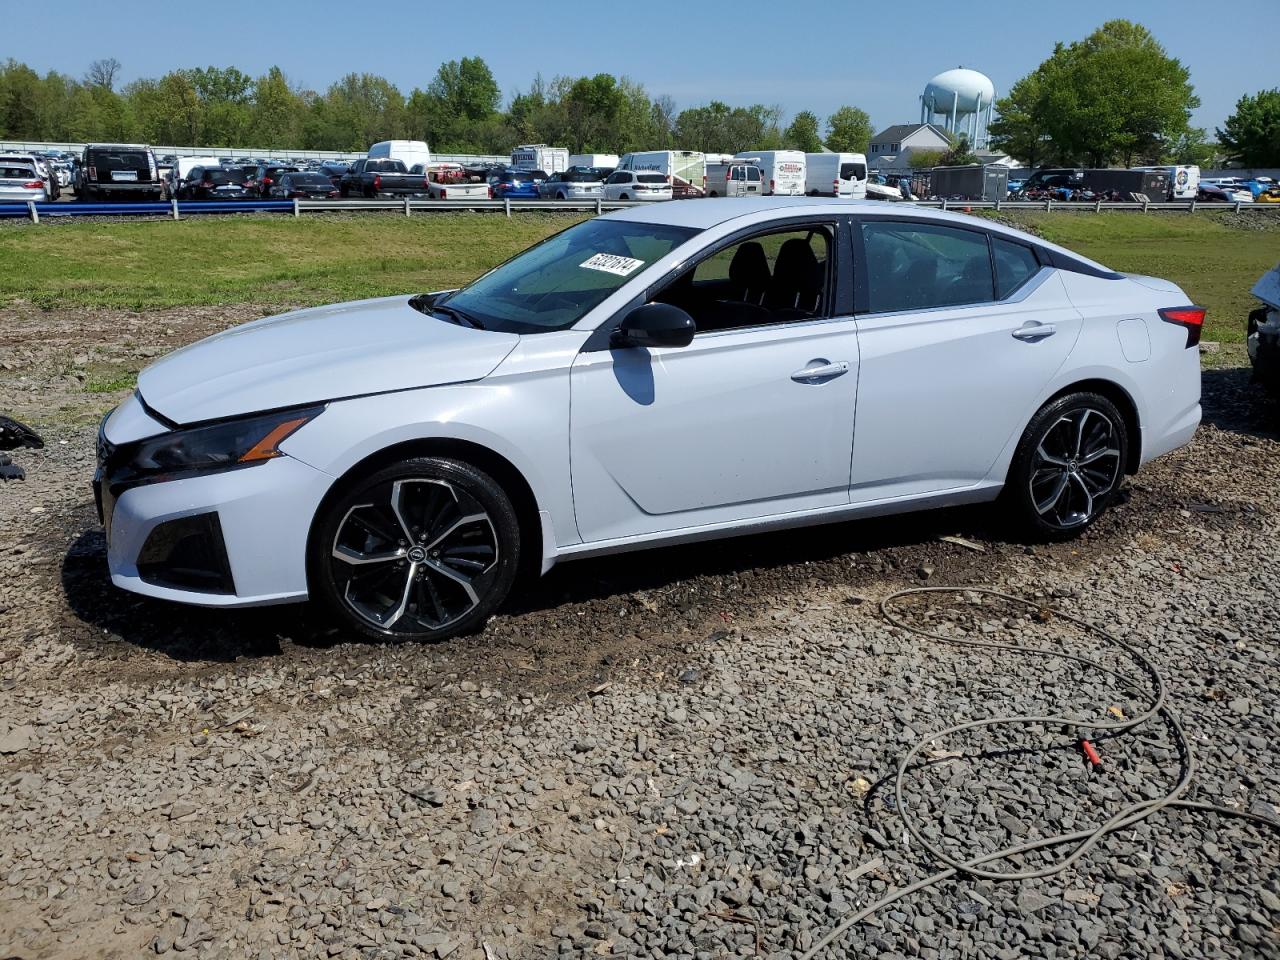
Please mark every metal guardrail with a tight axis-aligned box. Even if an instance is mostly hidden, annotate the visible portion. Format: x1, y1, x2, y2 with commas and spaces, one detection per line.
2, 196, 1277, 223
0, 197, 641, 222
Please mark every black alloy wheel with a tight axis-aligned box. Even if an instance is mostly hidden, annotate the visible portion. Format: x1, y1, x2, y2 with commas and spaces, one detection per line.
1006, 392, 1127, 538
312, 457, 520, 641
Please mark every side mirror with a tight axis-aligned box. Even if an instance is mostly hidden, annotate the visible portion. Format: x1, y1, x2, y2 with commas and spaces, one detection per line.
612, 303, 696, 350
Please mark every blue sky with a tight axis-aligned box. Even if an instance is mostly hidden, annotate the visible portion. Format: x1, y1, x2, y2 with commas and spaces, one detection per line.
6, 0, 1273, 135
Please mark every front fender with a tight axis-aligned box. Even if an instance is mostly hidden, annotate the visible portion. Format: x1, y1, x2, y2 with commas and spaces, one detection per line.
280, 378, 579, 561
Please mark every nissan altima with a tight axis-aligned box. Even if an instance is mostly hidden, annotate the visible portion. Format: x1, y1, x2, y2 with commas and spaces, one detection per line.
95, 199, 1203, 641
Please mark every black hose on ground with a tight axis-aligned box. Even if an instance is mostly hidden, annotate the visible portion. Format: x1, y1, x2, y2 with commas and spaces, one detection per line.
798, 586, 1279, 959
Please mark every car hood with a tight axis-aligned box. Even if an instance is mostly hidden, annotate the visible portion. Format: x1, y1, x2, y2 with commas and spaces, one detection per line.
137, 296, 519, 424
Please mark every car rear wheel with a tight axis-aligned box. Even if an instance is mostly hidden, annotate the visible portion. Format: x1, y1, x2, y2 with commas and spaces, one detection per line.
311, 457, 521, 642
1005, 392, 1127, 539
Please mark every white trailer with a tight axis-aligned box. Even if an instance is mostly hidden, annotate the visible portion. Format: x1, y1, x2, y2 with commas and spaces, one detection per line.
1132, 164, 1200, 200
804, 152, 867, 198
568, 153, 619, 170
617, 150, 706, 197
512, 144, 569, 174
735, 150, 805, 196
368, 140, 431, 171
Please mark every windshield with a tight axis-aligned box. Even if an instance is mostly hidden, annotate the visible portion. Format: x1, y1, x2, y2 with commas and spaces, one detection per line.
439, 219, 698, 334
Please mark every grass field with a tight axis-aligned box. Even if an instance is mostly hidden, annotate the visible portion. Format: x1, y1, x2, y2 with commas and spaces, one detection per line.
0, 209, 1271, 343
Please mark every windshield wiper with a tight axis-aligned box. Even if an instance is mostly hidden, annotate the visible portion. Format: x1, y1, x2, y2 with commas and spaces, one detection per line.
433, 304, 485, 330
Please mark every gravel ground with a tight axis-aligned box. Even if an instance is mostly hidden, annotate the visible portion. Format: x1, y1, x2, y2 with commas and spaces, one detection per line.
1, 306, 1277, 959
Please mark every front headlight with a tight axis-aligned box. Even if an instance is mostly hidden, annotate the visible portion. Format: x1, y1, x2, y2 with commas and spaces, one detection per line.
114, 403, 324, 487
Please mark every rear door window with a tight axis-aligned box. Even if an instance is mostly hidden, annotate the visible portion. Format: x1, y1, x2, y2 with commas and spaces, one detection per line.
991, 238, 1041, 299
859, 221, 995, 313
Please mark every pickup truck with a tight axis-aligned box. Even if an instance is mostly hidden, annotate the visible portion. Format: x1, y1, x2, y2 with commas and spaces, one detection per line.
410, 163, 493, 200
339, 158, 428, 199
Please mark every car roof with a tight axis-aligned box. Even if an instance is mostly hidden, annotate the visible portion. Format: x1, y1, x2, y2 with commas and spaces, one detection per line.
600, 197, 1115, 272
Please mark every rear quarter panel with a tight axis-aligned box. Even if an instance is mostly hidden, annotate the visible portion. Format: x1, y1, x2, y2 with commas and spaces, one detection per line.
1053, 271, 1201, 466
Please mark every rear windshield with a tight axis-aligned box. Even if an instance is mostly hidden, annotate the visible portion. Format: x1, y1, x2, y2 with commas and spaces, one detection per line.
509, 171, 542, 182
365, 160, 406, 172
199, 169, 242, 184
289, 173, 332, 186
563, 170, 600, 182
840, 162, 867, 181
0, 165, 36, 179
638, 174, 667, 184
89, 150, 149, 173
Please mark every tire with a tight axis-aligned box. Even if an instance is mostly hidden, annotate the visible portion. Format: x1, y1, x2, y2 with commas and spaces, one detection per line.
619, 193, 629, 200
556, 191, 566, 200
1005, 392, 1128, 540
310, 456, 521, 642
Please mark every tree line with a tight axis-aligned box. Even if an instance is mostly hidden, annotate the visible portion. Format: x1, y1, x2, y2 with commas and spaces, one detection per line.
988, 19, 1279, 168
0, 56, 873, 157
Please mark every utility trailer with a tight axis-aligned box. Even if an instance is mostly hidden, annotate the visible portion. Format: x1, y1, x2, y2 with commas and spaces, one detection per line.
929, 164, 1009, 201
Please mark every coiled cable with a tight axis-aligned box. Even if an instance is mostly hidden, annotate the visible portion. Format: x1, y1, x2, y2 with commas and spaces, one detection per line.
798, 586, 1278, 959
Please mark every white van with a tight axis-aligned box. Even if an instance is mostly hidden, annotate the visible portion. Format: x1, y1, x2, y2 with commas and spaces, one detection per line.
513, 145, 569, 174
568, 153, 619, 171
804, 152, 867, 198
705, 159, 764, 197
617, 151, 706, 198
735, 150, 805, 196
1132, 164, 1200, 200
369, 140, 431, 171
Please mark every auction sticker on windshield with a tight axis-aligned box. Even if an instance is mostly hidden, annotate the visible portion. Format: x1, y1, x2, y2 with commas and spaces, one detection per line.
580, 253, 645, 276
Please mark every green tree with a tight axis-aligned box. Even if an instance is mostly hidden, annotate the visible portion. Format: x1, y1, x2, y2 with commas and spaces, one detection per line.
996, 21, 1198, 166
938, 135, 978, 166
785, 110, 822, 152
908, 148, 945, 170
825, 105, 871, 153
1216, 89, 1280, 166
427, 56, 501, 122
988, 69, 1053, 167
250, 67, 302, 148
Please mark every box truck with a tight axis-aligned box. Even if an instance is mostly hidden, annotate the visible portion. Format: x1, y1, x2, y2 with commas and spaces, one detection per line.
568, 153, 619, 171
512, 145, 569, 174
368, 140, 431, 171
1081, 168, 1170, 200
735, 150, 805, 196
804, 152, 867, 198
617, 150, 706, 197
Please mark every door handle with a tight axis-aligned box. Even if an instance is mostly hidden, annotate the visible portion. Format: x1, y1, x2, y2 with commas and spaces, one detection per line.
791, 359, 849, 383
1012, 321, 1056, 341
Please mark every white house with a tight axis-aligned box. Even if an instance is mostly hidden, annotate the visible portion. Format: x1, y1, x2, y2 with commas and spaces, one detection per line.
868, 123, 953, 173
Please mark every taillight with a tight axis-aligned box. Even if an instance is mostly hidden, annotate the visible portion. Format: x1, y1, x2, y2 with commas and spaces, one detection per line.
87, 165, 97, 180
373, 174, 382, 191
487, 186, 493, 199
23, 180, 43, 189
1159, 306, 1206, 347
423, 177, 430, 190
770, 179, 776, 192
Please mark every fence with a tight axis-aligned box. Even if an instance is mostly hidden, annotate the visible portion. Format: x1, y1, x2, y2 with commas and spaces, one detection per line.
0, 197, 647, 222
5, 196, 1280, 224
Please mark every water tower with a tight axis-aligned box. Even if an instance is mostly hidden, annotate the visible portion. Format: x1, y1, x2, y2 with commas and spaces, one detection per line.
920, 68, 996, 149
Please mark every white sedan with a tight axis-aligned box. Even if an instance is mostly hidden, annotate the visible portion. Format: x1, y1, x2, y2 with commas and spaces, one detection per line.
95, 199, 1202, 641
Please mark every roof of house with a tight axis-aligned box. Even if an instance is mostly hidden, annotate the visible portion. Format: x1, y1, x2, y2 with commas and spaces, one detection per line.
870, 123, 953, 145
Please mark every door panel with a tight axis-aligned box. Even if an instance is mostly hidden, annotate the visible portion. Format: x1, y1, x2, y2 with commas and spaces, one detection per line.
849, 270, 1081, 501
570, 319, 860, 542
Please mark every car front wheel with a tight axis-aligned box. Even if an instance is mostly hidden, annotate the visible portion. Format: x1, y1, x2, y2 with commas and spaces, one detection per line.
1005, 392, 1127, 539
311, 456, 521, 641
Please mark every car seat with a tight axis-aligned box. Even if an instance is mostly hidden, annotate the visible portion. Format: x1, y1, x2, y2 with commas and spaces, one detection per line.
765, 238, 824, 318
